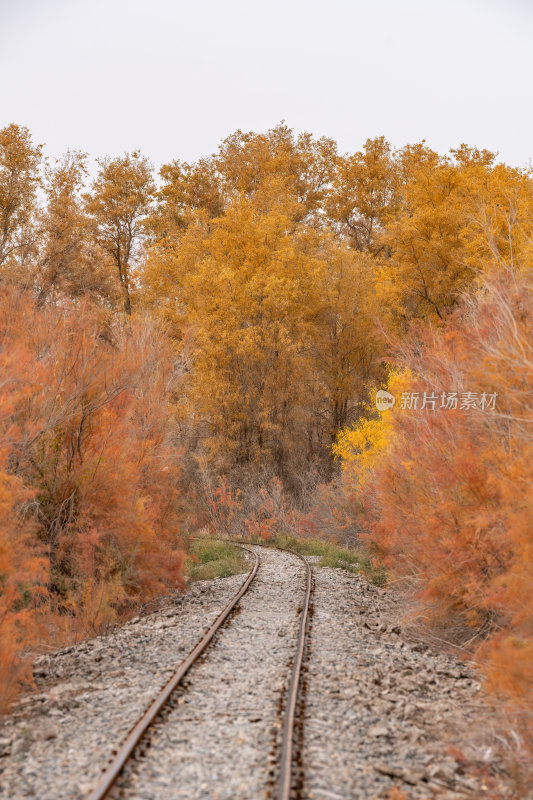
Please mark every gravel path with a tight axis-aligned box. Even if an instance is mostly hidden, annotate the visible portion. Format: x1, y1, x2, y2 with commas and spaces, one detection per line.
302, 566, 512, 800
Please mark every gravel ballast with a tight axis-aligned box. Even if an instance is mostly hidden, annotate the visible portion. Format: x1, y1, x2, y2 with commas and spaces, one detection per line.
0, 546, 517, 800
0, 567, 253, 799
302, 565, 511, 800
116, 546, 304, 799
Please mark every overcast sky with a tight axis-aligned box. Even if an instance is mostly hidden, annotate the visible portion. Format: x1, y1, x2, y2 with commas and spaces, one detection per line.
1, 0, 532, 169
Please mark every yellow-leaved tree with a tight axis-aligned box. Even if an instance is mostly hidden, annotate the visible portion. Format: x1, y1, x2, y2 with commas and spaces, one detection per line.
86, 151, 155, 315
38, 151, 113, 303
0, 123, 42, 283
142, 125, 382, 487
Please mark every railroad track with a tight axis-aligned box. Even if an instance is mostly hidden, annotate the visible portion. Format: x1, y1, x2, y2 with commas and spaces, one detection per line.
84, 542, 313, 800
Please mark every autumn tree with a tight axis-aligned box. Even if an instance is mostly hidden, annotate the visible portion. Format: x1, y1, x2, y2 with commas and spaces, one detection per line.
148, 123, 338, 246
216, 123, 338, 221
326, 135, 398, 253
141, 125, 392, 493
375, 143, 533, 327
309, 240, 383, 463
143, 126, 383, 489
38, 151, 113, 302
175, 197, 326, 483
86, 151, 155, 314
454, 145, 533, 277
0, 123, 42, 282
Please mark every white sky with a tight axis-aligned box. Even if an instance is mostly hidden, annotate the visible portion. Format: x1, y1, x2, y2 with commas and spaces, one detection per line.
1, 0, 532, 169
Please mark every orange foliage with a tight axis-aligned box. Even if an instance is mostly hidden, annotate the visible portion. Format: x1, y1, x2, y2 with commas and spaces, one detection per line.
244, 478, 295, 541
0, 457, 47, 713
0, 317, 47, 712
344, 274, 533, 720
0, 288, 185, 708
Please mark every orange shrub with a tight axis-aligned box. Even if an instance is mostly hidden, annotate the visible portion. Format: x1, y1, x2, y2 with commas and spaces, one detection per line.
0, 458, 47, 713
339, 274, 533, 716
0, 316, 47, 712
0, 288, 186, 708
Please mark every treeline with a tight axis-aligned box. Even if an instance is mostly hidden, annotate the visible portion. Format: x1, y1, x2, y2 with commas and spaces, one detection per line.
3, 123, 528, 487
0, 121, 532, 747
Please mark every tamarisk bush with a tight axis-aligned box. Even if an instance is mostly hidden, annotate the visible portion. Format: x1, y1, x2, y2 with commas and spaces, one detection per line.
0, 288, 185, 708
336, 273, 533, 747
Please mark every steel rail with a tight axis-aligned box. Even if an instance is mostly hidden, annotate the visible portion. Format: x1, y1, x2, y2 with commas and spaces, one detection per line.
276, 548, 312, 800
226, 538, 314, 800
85, 543, 260, 800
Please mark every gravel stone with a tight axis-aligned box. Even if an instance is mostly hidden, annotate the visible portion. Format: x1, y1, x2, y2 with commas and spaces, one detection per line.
302, 565, 514, 799
116, 546, 305, 799
0, 568, 253, 799
0, 549, 519, 800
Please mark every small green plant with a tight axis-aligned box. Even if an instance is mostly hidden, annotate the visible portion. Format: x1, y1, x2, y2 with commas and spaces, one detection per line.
273, 534, 386, 586
186, 539, 249, 581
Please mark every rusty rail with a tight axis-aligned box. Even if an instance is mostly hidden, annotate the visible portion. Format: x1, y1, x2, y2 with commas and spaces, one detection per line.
85, 541, 313, 800
85, 543, 260, 800
276, 549, 313, 800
